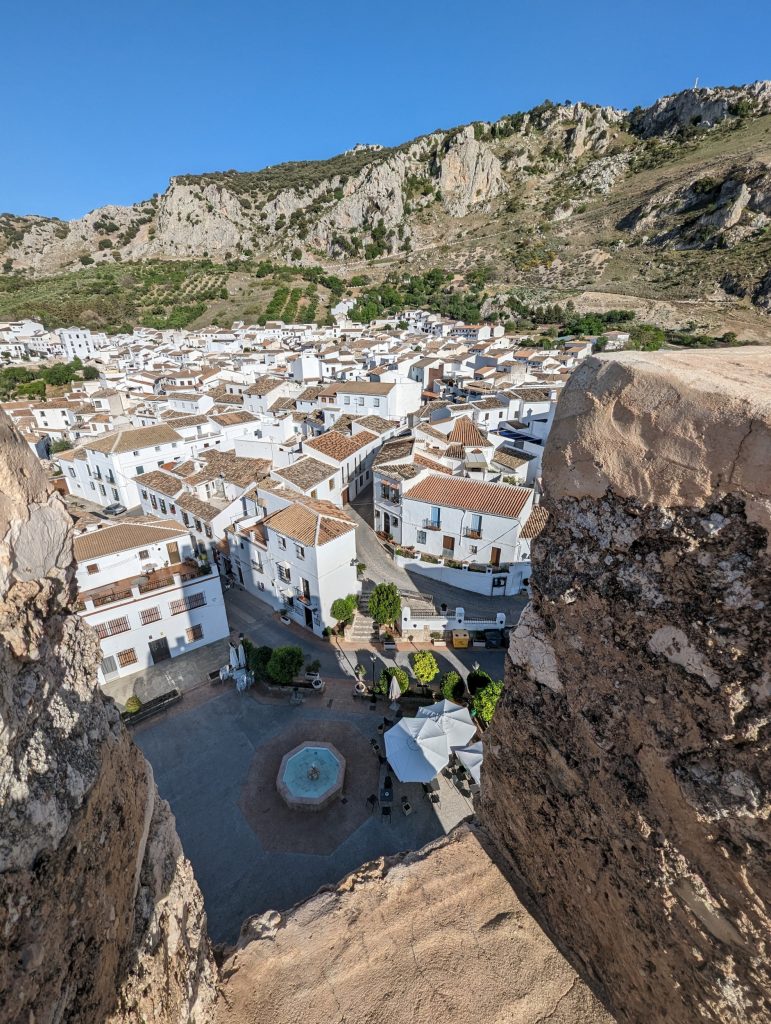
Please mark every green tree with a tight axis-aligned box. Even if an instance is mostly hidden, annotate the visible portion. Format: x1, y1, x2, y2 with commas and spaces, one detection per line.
266, 646, 305, 686
375, 665, 409, 696
50, 439, 73, 453
629, 324, 665, 351
467, 668, 493, 694
441, 670, 464, 701
330, 594, 358, 630
412, 650, 439, 687
17, 380, 46, 400
368, 583, 401, 627
472, 679, 504, 724
81, 365, 100, 380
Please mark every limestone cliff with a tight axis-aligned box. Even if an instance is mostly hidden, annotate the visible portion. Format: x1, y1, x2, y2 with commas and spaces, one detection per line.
0, 412, 217, 1023
480, 349, 770, 1024
216, 824, 614, 1024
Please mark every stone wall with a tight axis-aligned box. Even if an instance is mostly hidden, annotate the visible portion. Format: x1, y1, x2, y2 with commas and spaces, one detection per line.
0, 412, 217, 1023
480, 350, 770, 1024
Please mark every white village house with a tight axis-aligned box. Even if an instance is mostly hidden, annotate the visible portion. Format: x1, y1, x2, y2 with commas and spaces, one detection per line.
73, 519, 230, 684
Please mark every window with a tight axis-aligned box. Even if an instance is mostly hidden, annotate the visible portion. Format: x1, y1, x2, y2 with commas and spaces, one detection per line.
90, 482, 95, 491
159, 499, 167, 513
99, 484, 106, 496
170, 592, 206, 614
430, 506, 441, 528
417, 530, 427, 545
392, 517, 399, 527
182, 511, 189, 526
117, 648, 138, 668
295, 544, 305, 559
169, 504, 176, 514
136, 465, 145, 475
86, 563, 99, 575
329, 479, 334, 490
356, 397, 364, 406
470, 545, 478, 555
277, 564, 291, 584
94, 616, 131, 639
194, 519, 202, 532
373, 398, 380, 408
185, 624, 203, 643
140, 606, 161, 625
100, 655, 118, 677
69, 468, 76, 478
344, 396, 351, 405
150, 494, 158, 509
112, 488, 119, 501
278, 536, 286, 550
141, 489, 148, 499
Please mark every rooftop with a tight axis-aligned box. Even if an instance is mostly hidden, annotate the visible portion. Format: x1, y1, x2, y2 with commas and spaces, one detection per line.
405, 475, 532, 518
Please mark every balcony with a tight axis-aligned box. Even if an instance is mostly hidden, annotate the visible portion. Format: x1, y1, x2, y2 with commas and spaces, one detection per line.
422, 519, 442, 531
79, 560, 213, 609
294, 587, 317, 607
379, 492, 401, 506
463, 528, 482, 540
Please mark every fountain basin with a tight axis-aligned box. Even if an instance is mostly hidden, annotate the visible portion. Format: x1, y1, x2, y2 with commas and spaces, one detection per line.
277, 742, 346, 811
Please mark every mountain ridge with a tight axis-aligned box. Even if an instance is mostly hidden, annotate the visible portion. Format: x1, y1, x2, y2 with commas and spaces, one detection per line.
3, 80, 771, 338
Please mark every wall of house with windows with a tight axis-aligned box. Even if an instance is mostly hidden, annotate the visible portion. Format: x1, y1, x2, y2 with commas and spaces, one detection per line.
399, 496, 532, 568
75, 537, 230, 683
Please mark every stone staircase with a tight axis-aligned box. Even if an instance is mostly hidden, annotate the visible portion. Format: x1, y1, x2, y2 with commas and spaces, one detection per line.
349, 583, 439, 644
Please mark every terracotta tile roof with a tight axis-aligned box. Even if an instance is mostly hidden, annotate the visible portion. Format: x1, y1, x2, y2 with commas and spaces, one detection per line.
491, 448, 529, 471
520, 505, 550, 539
415, 423, 450, 445
190, 450, 271, 488
354, 414, 398, 435
273, 457, 336, 491
447, 416, 490, 447
83, 423, 182, 455
175, 492, 222, 522
471, 396, 508, 410
206, 385, 244, 405
264, 500, 355, 547
404, 475, 532, 518
414, 453, 452, 474
209, 410, 260, 426
245, 375, 285, 397
376, 462, 422, 481
331, 381, 395, 396
297, 385, 326, 402
134, 469, 184, 496
73, 519, 188, 561
304, 429, 377, 462
163, 414, 210, 427
373, 437, 414, 467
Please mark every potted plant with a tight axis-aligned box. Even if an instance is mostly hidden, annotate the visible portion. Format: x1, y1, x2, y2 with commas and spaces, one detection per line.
430, 630, 446, 647
305, 658, 322, 680
381, 630, 397, 651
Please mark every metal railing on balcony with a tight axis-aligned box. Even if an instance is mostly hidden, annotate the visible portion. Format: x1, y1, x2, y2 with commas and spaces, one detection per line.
463, 528, 482, 539
422, 518, 442, 531
92, 588, 133, 608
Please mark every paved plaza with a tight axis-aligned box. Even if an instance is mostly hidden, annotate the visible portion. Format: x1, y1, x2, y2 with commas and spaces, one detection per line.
134, 684, 475, 944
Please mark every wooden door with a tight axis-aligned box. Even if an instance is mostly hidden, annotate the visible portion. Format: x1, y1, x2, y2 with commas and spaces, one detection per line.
490, 546, 501, 567
443, 536, 455, 555
166, 542, 181, 564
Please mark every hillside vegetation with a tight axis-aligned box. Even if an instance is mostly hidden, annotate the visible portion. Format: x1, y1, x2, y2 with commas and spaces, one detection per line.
3, 81, 771, 338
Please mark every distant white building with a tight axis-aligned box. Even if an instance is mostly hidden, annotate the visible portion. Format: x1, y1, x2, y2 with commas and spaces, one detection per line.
73, 518, 230, 684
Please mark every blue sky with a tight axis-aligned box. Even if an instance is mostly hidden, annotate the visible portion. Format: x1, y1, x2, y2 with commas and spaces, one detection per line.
4, 0, 770, 219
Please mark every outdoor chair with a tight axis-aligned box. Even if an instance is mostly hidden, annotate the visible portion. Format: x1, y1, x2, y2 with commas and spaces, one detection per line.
381, 806, 391, 823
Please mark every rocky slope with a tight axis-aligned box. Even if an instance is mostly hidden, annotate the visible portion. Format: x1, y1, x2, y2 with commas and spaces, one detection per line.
4, 82, 771, 330
0, 412, 217, 1023
480, 348, 770, 1024
216, 824, 614, 1024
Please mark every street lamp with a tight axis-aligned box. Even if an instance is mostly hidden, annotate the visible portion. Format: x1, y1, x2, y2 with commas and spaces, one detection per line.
370, 654, 377, 690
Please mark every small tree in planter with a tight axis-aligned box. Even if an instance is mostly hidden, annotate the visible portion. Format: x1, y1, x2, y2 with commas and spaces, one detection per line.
305, 658, 321, 678
368, 583, 401, 629
472, 678, 504, 724
441, 670, 465, 701
412, 650, 439, 689
375, 665, 409, 696
356, 562, 366, 577
266, 646, 305, 686
467, 668, 493, 694
243, 639, 273, 679
330, 593, 358, 634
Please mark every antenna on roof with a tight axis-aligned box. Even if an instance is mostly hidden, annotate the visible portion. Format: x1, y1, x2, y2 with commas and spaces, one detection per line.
694, 76, 699, 89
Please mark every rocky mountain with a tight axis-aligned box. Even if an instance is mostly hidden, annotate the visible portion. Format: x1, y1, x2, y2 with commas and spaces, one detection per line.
3, 81, 771, 336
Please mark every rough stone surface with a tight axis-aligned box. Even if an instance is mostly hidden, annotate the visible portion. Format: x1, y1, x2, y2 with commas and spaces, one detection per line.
480, 349, 770, 1024
0, 412, 217, 1023
216, 824, 614, 1024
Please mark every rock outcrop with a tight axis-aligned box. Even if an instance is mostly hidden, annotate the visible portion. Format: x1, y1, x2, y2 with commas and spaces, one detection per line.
480, 349, 770, 1024
631, 81, 771, 137
0, 412, 217, 1023
216, 824, 614, 1024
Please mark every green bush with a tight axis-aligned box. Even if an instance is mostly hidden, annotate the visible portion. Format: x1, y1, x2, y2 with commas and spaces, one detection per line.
368, 583, 401, 627
266, 646, 305, 686
330, 594, 358, 629
472, 679, 503, 724
375, 665, 409, 696
441, 671, 465, 701
243, 639, 272, 678
466, 669, 493, 694
412, 650, 439, 686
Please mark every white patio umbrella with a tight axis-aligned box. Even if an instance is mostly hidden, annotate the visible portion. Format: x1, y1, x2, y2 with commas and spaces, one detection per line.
228, 643, 240, 670
388, 674, 402, 705
417, 699, 477, 749
453, 741, 483, 784
384, 717, 449, 783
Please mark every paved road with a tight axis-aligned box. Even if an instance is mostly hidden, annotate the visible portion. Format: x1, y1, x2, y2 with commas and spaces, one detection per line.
348, 486, 528, 623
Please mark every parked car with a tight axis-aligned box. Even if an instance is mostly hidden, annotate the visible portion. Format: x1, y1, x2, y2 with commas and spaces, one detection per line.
103, 503, 127, 516
484, 629, 504, 648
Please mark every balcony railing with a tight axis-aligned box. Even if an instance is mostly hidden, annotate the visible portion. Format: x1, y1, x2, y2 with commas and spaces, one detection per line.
92, 588, 133, 608
423, 519, 441, 531
463, 528, 482, 539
